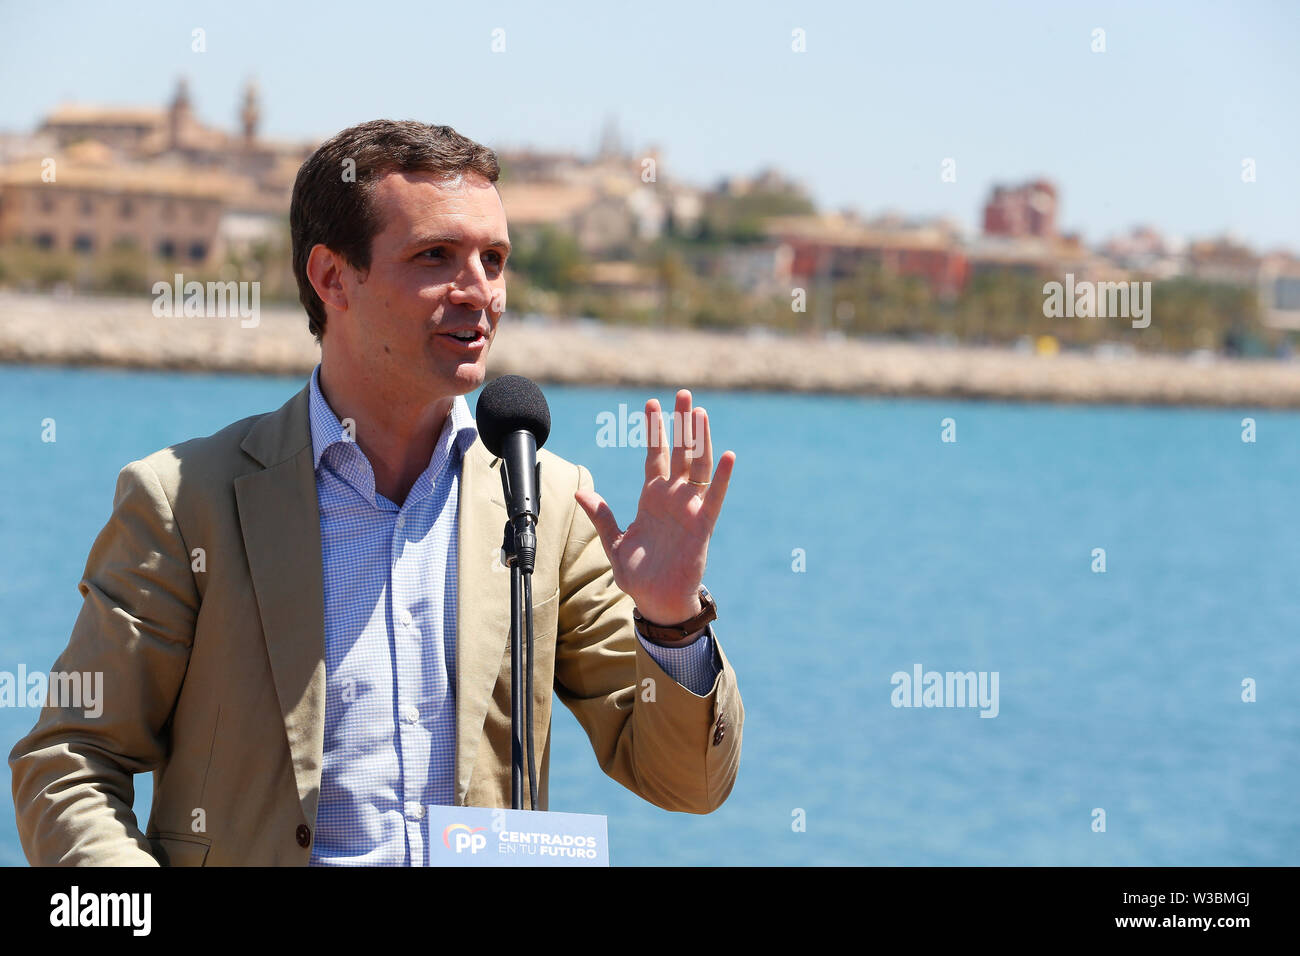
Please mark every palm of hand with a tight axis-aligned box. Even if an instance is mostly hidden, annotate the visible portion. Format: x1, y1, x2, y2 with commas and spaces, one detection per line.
574, 390, 735, 625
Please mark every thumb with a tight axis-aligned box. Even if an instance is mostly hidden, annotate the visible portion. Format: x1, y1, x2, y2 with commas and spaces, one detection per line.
574, 488, 622, 558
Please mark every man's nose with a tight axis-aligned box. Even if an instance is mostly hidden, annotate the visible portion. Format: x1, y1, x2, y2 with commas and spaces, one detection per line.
449, 255, 495, 311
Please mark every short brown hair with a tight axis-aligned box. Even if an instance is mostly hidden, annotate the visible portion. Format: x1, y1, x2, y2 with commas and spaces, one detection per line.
290, 120, 500, 340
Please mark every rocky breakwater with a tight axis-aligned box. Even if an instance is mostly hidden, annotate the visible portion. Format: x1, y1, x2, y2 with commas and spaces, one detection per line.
2, 292, 1299, 408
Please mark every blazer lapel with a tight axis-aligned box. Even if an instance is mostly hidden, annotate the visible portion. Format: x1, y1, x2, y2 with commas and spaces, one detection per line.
232, 384, 327, 825
454, 438, 511, 805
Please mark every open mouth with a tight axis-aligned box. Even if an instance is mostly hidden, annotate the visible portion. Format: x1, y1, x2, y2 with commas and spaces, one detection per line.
441, 328, 487, 346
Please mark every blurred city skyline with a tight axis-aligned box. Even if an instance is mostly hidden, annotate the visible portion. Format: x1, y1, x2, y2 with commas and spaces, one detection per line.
2, 0, 1297, 249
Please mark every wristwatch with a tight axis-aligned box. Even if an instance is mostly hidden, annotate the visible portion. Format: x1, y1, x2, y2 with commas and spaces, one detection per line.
633, 585, 717, 646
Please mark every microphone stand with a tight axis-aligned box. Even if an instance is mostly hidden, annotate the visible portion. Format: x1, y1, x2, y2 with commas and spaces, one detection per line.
500, 469, 540, 811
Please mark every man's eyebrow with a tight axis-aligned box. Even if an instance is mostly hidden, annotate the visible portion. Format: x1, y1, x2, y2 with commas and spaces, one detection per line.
410, 234, 512, 256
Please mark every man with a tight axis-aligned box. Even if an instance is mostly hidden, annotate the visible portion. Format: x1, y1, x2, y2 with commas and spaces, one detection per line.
9, 120, 744, 866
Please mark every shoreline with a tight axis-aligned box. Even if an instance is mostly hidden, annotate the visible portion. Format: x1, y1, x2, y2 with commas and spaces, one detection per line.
2, 291, 1299, 409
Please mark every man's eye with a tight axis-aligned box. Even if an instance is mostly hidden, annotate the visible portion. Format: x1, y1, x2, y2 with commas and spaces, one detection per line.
485, 252, 504, 267
420, 247, 446, 260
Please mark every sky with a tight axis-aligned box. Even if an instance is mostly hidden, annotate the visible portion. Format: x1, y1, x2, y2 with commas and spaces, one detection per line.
1, 0, 1297, 250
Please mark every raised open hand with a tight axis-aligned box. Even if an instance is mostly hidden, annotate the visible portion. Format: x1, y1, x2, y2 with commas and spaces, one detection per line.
574, 389, 736, 632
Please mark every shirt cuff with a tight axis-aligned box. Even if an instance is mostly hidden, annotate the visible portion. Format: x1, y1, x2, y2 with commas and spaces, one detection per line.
635, 622, 721, 697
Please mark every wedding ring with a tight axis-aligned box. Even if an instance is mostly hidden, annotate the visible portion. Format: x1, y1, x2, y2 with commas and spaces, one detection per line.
687, 479, 711, 487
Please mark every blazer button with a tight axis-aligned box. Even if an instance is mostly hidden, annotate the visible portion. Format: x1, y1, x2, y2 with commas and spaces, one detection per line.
712, 715, 726, 746
296, 824, 312, 848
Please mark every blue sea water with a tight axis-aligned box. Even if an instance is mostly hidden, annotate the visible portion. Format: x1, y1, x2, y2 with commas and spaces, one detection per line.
0, 364, 1296, 866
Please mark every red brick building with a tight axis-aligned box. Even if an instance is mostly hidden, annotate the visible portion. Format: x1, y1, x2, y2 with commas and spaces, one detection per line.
765, 214, 969, 298
982, 180, 1058, 239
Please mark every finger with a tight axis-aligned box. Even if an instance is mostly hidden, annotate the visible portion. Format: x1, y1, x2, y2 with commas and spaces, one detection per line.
574, 488, 623, 557
644, 398, 669, 482
688, 406, 712, 484
700, 450, 735, 527
670, 388, 692, 479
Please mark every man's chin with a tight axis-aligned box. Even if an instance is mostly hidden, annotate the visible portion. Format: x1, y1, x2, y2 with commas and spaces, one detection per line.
421, 341, 490, 396
442, 359, 488, 397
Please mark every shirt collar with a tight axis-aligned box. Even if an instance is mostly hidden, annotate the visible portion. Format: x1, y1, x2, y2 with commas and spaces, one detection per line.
307, 364, 479, 475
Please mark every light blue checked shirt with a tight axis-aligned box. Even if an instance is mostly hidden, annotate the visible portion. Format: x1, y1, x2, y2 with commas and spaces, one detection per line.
305, 366, 719, 866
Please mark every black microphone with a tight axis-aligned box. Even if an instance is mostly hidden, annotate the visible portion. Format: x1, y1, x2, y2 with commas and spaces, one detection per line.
475, 375, 551, 573
475, 374, 552, 810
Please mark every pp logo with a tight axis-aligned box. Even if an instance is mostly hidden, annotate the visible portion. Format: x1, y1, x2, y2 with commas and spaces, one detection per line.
444, 823, 488, 854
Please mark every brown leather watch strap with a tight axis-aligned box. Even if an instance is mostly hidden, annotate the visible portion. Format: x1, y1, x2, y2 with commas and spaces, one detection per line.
634, 586, 717, 645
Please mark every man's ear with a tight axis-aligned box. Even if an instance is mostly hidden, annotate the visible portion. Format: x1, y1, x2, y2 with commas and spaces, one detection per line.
306, 244, 349, 314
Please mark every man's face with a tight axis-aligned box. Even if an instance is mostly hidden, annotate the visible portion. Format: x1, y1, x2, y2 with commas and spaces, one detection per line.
328, 169, 509, 402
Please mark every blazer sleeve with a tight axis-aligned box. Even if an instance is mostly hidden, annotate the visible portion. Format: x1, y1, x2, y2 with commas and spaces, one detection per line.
8, 459, 199, 865
552, 464, 743, 814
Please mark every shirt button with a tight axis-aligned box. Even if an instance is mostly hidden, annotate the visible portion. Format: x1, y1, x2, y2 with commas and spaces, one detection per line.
296, 824, 312, 848
405, 802, 425, 820
395, 514, 405, 530
402, 703, 420, 724
400, 609, 413, 627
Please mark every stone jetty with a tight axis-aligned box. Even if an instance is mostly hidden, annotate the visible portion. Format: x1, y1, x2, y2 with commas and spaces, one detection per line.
2, 291, 1298, 408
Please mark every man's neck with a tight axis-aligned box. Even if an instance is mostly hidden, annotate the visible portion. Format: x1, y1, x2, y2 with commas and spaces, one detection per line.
318, 363, 454, 507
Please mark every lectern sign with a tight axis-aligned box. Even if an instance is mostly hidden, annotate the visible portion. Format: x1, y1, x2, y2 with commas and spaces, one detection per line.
426, 805, 609, 867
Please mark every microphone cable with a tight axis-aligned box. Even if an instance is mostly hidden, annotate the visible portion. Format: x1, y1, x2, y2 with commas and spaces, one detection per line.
524, 571, 537, 810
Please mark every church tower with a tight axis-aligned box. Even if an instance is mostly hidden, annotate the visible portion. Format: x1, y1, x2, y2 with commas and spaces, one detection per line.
240, 79, 261, 144
167, 77, 193, 150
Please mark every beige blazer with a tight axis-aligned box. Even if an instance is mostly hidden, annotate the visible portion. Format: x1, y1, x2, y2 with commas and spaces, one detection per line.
8, 384, 744, 865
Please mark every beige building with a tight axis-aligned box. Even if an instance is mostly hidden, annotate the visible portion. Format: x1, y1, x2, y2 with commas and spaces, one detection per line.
0, 79, 310, 272
0, 140, 235, 265
497, 120, 703, 255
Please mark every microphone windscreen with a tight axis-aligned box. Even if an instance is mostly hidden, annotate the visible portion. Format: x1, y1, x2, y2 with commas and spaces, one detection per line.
475, 374, 551, 457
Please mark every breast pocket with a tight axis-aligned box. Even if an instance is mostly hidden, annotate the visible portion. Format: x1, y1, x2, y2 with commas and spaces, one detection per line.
508, 586, 559, 649
499, 590, 556, 658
